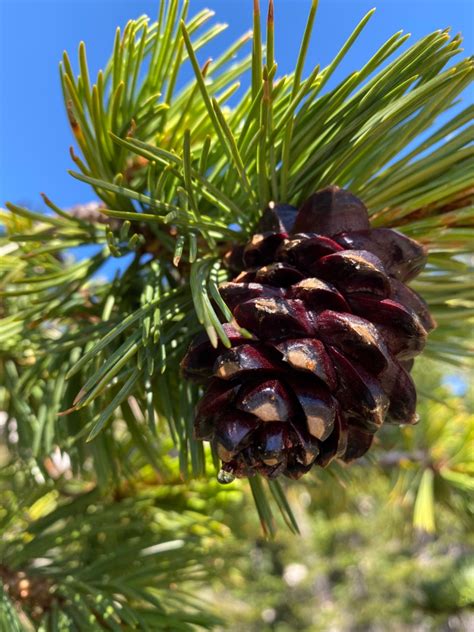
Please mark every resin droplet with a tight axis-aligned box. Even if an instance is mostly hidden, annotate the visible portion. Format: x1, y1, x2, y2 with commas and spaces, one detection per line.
217, 468, 235, 485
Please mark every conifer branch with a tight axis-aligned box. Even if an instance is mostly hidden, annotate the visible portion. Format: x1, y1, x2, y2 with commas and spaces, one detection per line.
1, 0, 472, 540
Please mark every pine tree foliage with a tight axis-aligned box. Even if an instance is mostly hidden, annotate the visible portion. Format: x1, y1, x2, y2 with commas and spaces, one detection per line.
0, 1, 473, 617
0, 463, 226, 630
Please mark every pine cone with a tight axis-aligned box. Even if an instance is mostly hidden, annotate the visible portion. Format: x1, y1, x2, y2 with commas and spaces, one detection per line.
181, 186, 435, 481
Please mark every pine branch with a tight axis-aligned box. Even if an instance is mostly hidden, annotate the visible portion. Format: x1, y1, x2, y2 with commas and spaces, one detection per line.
1, 0, 473, 535
0, 464, 231, 630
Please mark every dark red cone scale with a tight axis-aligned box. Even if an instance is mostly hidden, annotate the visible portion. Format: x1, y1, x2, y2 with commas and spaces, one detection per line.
288, 278, 349, 313
180, 324, 252, 381
327, 346, 388, 433
276, 233, 343, 272
234, 298, 314, 339
314, 310, 390, 374
273, 338, 337, 390
258, 202, 298, 234
218, 282, 285, 312
293, 186, 370, 235
243, 232, 287, 268
335, 228, 427, 282
288, 376, 336, 441
236, 379, 294, 422
314, 250, 390, 298
213, 344, 280, 380
254, 263, 305, 287
181, 186, 434, 480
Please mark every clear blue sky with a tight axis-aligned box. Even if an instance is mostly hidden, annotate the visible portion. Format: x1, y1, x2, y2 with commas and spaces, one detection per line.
0, 0, 472, 211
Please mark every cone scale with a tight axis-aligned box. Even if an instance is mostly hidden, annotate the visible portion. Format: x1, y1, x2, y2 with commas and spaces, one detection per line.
181, 186, 435, 481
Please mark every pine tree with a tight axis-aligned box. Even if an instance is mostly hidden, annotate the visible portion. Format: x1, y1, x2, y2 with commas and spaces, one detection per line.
0, 1, 472, 629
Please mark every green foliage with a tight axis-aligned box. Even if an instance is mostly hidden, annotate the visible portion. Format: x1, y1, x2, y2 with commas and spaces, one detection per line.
0, 1, 473, 627
0, 458, 240, 630
217, 500, 474, 631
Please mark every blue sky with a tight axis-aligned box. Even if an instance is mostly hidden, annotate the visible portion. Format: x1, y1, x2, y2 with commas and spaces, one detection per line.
0, 0, 472, 212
